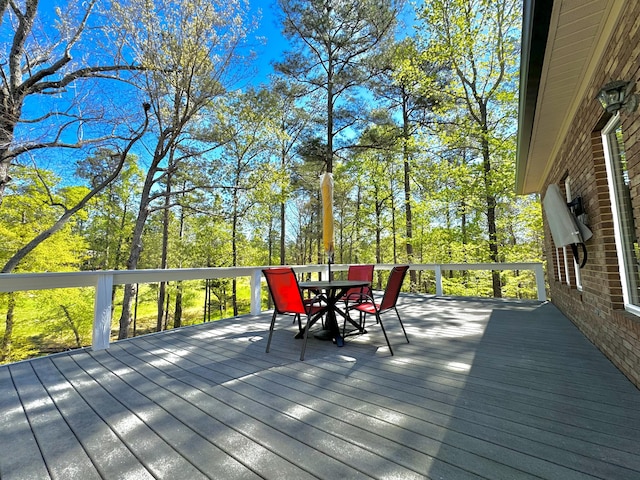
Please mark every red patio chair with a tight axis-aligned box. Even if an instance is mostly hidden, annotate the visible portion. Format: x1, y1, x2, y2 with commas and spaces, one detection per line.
262, 267, 325, 361
341, 264, 374, 303
346, 265, 410, 355
340, 264, 374, 336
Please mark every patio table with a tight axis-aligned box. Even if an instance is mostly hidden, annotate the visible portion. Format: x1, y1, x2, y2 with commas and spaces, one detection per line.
299, 280, 370, 351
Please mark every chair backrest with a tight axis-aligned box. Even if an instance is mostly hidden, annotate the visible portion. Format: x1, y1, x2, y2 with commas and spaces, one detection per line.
345, 264, 374, 297
379, 265, 409, 311
262, 267, 306, 315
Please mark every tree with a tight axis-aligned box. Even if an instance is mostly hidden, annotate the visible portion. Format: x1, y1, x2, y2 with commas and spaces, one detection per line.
416, 0, 521, 297
0, 168, 90, 359
288, 137, 327, 265
342, 125, 401, 265
0, 104, 150, 273
373, 38, 446, 288
269, 77, 313, 265
0, 0, 141, 207
207, 88, 280, 315
77, 151, 143, 271
275, 0, 403, 175
112, 0, 256, 338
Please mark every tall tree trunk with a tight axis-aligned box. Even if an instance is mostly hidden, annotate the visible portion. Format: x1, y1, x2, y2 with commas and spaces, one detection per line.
1, 292, 15, 360
280, 147, 286, 266
267, 213, 275, 309
402, 93, 416, 288
163, 293, 170, 330
446, 207, 454, 278
61, 305, 82, 348
268, 214, 274, 266
173, 284, 182, 328
173, 182, 186, 328
157, 168, 172, 332
231, 192, 239, 317
349, 185, 362, 263
114, 202, 128, 269
390, 175, 398, 264
460, 199, 468, 284
480, 107, 501, 298
326, 60, 334, 174
375, 192, 384, 290
118, 154, 163, 339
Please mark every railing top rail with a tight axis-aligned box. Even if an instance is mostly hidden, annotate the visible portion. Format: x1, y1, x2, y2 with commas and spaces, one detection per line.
419, 262, 544, 270
0, 262, 544, 293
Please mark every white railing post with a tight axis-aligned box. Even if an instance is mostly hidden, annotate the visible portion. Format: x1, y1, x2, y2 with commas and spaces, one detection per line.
534, 263, 547, 301
435, 265, 443, 296
250, 269, 262, 315
93, 273, 114, 351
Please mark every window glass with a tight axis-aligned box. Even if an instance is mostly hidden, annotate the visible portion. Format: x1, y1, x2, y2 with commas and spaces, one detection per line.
564, 178, 582, 291
556, 248, 563, 282
602, 115, 640, 311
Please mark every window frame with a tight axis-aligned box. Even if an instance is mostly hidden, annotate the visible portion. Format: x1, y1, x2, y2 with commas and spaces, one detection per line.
564, 177, 582, 291
601, 113, 640, 315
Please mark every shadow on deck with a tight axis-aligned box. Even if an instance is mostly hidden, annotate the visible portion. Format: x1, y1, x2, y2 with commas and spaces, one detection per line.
1, 294, 639, 479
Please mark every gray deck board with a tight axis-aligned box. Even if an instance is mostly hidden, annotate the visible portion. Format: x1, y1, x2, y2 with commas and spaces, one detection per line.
0, 367, 51, 479
30, 358, 155, 480
1, 296, 640, 479
10, 361, 102, 480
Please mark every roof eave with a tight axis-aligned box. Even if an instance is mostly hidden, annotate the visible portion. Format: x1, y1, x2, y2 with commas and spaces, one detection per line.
516, 0, 553, 195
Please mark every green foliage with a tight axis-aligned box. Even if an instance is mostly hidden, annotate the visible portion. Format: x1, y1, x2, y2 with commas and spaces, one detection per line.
0, 0, 546, 362
79, 153, 143, 270
0, 288, 94, 363
0, 169, 89, 272
276, 0, 403, 171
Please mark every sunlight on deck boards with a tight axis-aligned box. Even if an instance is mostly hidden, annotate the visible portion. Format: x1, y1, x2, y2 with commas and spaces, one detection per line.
1, 295, 640, 480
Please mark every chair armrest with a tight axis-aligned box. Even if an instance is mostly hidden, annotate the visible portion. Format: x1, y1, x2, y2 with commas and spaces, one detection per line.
303, 294, 326, 306
345, 292, 374, 306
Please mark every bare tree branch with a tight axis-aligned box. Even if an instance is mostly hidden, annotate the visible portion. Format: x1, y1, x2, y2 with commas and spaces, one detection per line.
2, 103, 151, 273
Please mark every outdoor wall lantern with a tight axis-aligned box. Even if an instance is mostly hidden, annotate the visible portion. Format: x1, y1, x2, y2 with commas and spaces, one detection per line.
597, 80, 639, 114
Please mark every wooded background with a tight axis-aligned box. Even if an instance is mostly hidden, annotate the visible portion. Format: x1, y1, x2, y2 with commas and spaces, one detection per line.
0, 0, 541, 363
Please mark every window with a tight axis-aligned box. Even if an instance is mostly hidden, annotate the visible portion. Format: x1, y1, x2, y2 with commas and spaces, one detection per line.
555, 247, 564, 282
564, 177, 583, 291
552, 178, 580, 289
602, 114, 640, 313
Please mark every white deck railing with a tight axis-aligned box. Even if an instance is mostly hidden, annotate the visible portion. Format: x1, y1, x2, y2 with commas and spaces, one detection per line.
0, 262, 546, 351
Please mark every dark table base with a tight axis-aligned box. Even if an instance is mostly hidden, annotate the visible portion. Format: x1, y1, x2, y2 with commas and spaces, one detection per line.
313, 329, 334, 341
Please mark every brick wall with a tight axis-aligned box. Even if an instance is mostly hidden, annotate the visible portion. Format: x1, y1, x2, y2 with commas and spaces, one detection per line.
542, 3, 640, 389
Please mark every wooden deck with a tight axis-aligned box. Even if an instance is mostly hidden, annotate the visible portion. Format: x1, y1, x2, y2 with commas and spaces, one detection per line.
1, 294, 640, 479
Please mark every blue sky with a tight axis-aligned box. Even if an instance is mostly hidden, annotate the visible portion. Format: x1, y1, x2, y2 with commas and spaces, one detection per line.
249, 1, 289, 85
249, 0, 418, 85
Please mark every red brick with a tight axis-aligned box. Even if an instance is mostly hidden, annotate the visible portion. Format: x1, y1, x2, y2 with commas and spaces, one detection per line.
541, 3, 640, 389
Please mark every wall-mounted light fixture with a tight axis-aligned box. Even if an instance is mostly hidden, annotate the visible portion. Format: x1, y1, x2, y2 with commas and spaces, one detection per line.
596, 80, 639, 114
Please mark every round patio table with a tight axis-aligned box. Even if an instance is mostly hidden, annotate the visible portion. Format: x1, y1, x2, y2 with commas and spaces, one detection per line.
298, 279, 370, 349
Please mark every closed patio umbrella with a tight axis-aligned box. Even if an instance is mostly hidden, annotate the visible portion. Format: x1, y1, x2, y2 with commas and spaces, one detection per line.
320, 172, 334, 276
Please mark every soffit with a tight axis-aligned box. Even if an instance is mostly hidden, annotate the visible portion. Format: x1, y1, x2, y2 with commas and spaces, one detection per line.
517, 0, 623, 194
